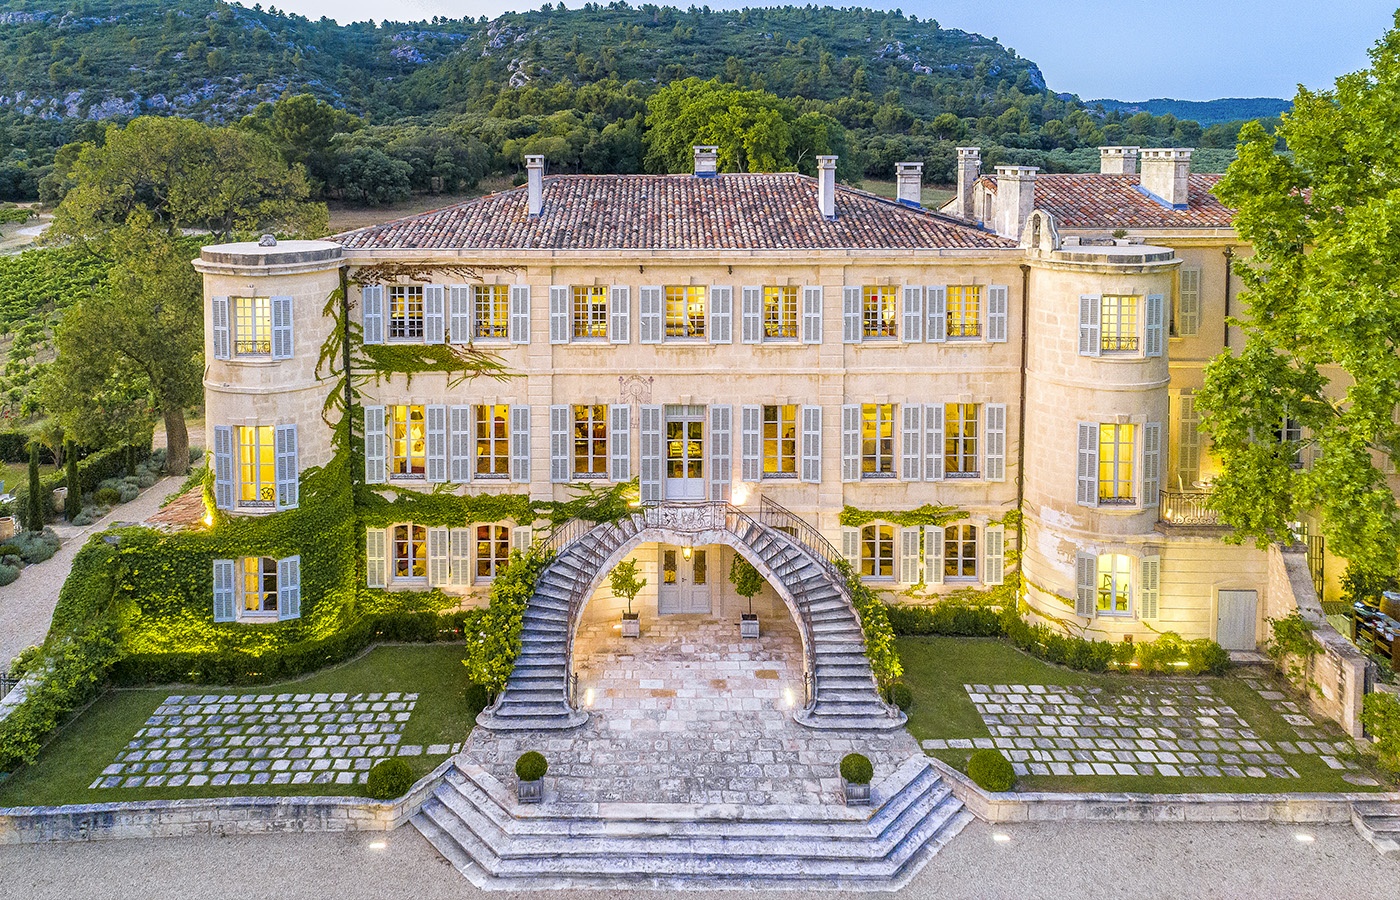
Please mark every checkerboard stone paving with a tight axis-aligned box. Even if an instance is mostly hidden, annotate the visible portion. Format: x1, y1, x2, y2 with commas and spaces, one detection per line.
88, 692, 461, 791
1235, 670, 1374, 783
925, 683, 1309, 780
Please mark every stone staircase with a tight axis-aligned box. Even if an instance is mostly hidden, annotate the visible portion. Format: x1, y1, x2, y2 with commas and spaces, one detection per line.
412, 755, 972, 891
1352, 799, 1400, 858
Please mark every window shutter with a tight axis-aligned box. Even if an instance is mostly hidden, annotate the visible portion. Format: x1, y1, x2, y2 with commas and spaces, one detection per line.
422, 285, 445, 345
924, 525, 944, 586
425, 405, 447, 483
1076, 422, 1098, 506
801, 285, 823, 344
741, 286, 762, 344
278, 555, 301, 621
984, 403, 1007, 483
275, 424, 299, 509
427, 527, 450, 587
709, 286, 733, 344
510, 405, 531, 482
1142, 421, 1162, 506
512, 525, 532, 555
450, 405, 472, 483
271, 295, 294, 359
984, 524, 1005, 586
800, 405, 822, 483
365, 529, 387, 588
899, 526, 921, 583
608, 404, 631, 482
211, 296, 231, 359
213, 425, 234, 510
924, 404, 945, 481
987, 284, 1009, 343
740, 405, 762, 482
1078, 294, 1101, 357
639, 286, 663, 344
841, 527, 860, 566
925, 286, 947, 343
900, 403, 923, 481
362, 285, 384, 345
1144, 293, 1165, 357
549, 285, 570, 344
639, 404, 662, 503
842, 286, 862, 344
212, 559, 235, 622
709, 404, 732, 501
1075, 551, 1097, 617
901, 285, 923, 343
609, 285, 630, 344
448, 528, 470, 586
509, 285, 531, 344
1178, 268, 1200, 337
448, 285, 471, 344
550, 404, 571, 483
1140, 554, 1161, 619
1178, 395, 1200, 485
841, 404, 861, 482
364, 405, 386, 484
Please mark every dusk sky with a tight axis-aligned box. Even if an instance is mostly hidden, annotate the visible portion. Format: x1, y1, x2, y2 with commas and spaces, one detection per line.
263, 0, 1397, 101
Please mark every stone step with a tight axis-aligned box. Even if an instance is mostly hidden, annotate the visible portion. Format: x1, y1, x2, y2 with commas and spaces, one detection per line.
1352, 802, 1400, 858
492, 701, 578, 719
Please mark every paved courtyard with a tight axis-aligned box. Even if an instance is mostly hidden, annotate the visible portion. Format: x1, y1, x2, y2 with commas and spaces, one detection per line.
465, 613, 921, 806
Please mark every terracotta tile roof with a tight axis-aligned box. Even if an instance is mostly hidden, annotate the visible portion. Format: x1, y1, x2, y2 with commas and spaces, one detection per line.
978, 173, 1235, 230
333, 173, 1015, 252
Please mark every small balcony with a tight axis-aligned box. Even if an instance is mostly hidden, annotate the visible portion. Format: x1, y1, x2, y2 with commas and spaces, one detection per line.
1157, 489, 1224, 530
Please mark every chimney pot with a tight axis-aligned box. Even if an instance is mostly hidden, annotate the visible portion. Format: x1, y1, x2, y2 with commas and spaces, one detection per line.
1098, 146, 1139, 176
525, 155, 545, 217
954, 147, 981, 221
817, 156, 838, 220
1138, 148, 1192, 209
895, 162, 923, 207
992, 165, 1038, 241
692, 145, 718, 177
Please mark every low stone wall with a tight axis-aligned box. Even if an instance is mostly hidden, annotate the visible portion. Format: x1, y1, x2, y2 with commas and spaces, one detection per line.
0, 670, 41, 725
0, 757, 454, 844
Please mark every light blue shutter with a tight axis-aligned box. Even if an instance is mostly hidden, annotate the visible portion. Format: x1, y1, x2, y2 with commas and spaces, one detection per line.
741, 287, 763, 344
271, 295, 294, 359
609, 286, 630, 344
275, 424, 298, 510
710, 404, 732, 501
278, 555, 301, 621
549, 286, 570, 344
800, 405, 822, 483
639, 286, 663, 344
924, 404, 945, 481
842, 286, 862, 344
449, 285, 471, 344
740, 405, 762, 482
841, 404, 860, 482
510, 405, 531, 483
1075, 552, 1097, 617
550, 404, 571, 483
213, 425, 234, 510
1142, 422, 1162, 506
924, 526, 944, 586
1144, 293, 1165, 357
901, 286, 923, 343
213, 559, 235, 622
984, 404, 1006, 482
987, 285, 1008, 343
365, 529, 387, 588
1078, 295, 1101, 357
509, 285, 530, 344
709, 286, 733, 344
899, 527, 921, 584
425, 405, 447, 483
984, 525, 1005, 586
639, 405, 662, 503
448, 528, 470, 586
449, 405, 472, 483
423, 285, 445, 345
901, 404, 923, 481
362, 285, 384, 345
609, 404, 631, 481
512, 526, 532, 555
364, 406, 386, 484
211, 296, 231, 359
1178, 268, 1200, 337
1140, 555, 1161, 619
802, 285, 823, 344
427, 528, 450, 587
841, 527, 860, 567
925, 286, 946, 343
1077, 422, 1098, 506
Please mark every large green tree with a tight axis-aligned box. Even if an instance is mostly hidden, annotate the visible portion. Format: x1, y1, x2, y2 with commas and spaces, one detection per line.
1201, 14, 1400, 575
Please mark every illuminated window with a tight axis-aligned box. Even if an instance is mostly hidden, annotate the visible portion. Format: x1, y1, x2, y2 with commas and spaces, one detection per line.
232, 296, 272, 355
763, 286, 799, 339
389, 405, 425, 478
475, 405, 510, 477
862, 285, 897, 338
762, 405, 798, 476
1101, 295, 1139, 352
947, 286, 982, 338
573, 404, 608, 477
572, 286, 607, 339
663, 549, 677, 584
237, 425, 276, 508
1098, 424, 1135, 505
476, 524, 510, 580
393, 523, 427, 579
473, 285, 509, 339
241, 556, 278, 615
861, 403, 895, 476
388, 286, 425, 340
945, 403, 980, 478
1097, 553, 1131, 614
944, 523, 978, 581
860, 524, 894, 578
664, 286, 706, 339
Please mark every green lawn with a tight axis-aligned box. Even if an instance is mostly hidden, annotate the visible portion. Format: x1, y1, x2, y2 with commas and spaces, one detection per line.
0, 643, 480, 807
897, 635, 1390, 794
0, 462, 57, 500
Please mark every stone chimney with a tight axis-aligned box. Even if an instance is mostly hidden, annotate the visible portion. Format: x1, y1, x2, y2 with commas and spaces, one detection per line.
817, 155, 837, 220
895, 162, 922, 207
954, 147, 980, 220
692, 145, 718, 178
1138, 148, 1192, 208
1099, 146, 1139, 175
992, 166, 1038, 241
525, 155, 545, 217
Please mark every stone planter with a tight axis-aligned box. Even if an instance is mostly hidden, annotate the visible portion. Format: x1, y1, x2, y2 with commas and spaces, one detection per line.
842, 778, 871, 807
621, 612, 640, 638
740, 613, 760, 639
517, 778, 544, 804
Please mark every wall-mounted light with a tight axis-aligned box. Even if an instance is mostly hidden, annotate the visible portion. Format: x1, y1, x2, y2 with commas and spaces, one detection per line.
682, 546, 692, 560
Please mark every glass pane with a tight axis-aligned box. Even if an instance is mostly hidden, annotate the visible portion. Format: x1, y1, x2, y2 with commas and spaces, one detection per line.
693, 549, 707, 584
663, 550, 676, 584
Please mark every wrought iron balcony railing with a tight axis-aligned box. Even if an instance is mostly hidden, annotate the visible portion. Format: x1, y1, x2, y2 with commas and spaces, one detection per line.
1159, 490, 1222, 527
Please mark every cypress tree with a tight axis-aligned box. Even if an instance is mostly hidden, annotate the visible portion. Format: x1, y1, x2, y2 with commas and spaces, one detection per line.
65, 440, 79, 522
25, 442, 43, 533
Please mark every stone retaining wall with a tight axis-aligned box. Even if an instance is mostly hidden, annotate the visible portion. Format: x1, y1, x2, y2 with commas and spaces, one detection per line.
0, 757, 454, 844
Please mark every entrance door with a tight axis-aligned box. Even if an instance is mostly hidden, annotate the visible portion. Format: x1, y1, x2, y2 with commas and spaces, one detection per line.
1216, 590, 1258, 650
665, 405, 705, 500
658, 546, 712, 614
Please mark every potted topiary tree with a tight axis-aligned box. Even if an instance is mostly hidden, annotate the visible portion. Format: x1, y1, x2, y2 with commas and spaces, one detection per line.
729, 554, 765, 639
515, 751, 548, 803
840, 752, 873, 806
610, 558, 646, 638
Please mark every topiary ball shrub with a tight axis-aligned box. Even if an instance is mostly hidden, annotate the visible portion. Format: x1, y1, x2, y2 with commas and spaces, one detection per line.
516, 750, 548, 782
885, 682, 914, 711
365, 757, 416, 800
967, 749, 1016, 792
840, 752, 874, 785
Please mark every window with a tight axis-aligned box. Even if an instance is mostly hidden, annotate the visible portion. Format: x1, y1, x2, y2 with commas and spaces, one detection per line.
390, 405, 425, 478
473, 285, 509, 339
475, 404, 510, 477
476, 524, 510, 580
945, 403, 980, 478
237, 425, 276, 508
1097, 553, 1131, 614
1274, 416, 1304, 468
241, 556, 278, 616
944, 524, 978, 581
862, 286, 897, 338
947, 286, 981, 338
861, 404, 895, 476
1098, 424, 1135, 505
389, 286, 425, 340
860, 524, 894, 579
763, 405, 798, 476
233, 296, 272, 356
1178, 395, 1200, 485
573, 404, 608, 477
763, 286, 799, 339
572, 286, 607, 339
664, 286, 706, 339
393, 524, 427, 579
1101, 295, 1139, 352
